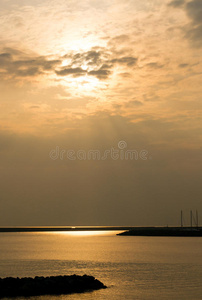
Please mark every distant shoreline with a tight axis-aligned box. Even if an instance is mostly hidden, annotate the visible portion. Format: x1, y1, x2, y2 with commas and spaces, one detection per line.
0, 226, 201, 233
0, 226, 133, 232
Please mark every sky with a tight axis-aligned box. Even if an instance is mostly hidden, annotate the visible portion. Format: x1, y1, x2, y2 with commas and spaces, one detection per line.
0, 0, 202, 226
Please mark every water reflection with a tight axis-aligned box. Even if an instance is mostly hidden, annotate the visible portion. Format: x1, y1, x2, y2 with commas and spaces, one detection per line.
56, 230, 121, 237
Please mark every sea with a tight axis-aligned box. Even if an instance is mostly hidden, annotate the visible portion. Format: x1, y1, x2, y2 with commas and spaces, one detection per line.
0, 230, 202, 300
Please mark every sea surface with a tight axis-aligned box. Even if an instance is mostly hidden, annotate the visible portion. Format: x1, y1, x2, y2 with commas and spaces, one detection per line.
0, 230, 202, 300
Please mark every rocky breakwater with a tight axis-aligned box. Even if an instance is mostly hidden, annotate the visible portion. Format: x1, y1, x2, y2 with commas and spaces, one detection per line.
0, 275, 107, 298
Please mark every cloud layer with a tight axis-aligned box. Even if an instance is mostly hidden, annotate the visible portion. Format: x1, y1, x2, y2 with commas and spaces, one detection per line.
0, 47, 138, 81
169, 0, 202, 47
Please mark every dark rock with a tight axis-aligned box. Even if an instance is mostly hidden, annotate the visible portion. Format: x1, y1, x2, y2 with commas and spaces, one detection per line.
0, 275, 107, 298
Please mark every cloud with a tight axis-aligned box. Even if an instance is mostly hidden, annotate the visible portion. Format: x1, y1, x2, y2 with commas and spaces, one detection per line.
168, 0, 185, 8
57, 50, 138, 79
185, 0, 202, 47
123, 100, 144, 108
84, 50, 102, 66
55, 67, 86, 77
68, 50, 103, 67
184, 0, 202, 47
108, 34, 130, 45
0, 52, 12, 60
0, 48, 62, 79
185, 25, 202, 47
111, 56, 137, 67
16, 67, 42, 77
145, 62, 164, 69
169, 0, 202, 47
119, 72, 131, 78
0, 46, 138, 81
186, 0, 202, 24
88, 68, 111, 79
179, 63, 189, 68
70, 50, 138, 69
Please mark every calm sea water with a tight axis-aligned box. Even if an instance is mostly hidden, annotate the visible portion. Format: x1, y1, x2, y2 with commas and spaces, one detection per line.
0, 231, 202, 300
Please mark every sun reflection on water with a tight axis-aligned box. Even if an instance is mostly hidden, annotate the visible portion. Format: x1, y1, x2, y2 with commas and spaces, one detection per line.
56, 230, 119, 237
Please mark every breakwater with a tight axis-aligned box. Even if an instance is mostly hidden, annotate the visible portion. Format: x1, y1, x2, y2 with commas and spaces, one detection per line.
0, 275, 107, 298
117, 227, 202, 237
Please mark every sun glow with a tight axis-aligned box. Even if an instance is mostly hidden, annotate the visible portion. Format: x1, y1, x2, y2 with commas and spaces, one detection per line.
61, 75, 100, 92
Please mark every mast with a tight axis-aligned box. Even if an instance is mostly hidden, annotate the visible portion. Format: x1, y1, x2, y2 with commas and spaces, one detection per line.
181, 210, 183, 227
196, 210, 198, 228
190, 210, 192, 228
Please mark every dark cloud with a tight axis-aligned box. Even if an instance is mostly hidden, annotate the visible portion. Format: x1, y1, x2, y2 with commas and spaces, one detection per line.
185, 0, 202, 47
57, 50, 137, 79
66, 50, 103, 67
0, 52, 12, 60
88, 67, 111, 79
85, 50, 102, 66
186, 0, 202, 47
0, 47, 138, 81
2, 47, 25, 56
111, 56, 137, 67
145, 62, 164, 69
16, 67, 42, 77
169, 0, 202, 47
55, 67, 86, 77
0, 48, 62, 79
179, 63, 189, 68
70, 50, 137, 68
186, 0, 202, 24
168, 0, 185, 8
185, 25, 202, 47
87, 63, 112, 79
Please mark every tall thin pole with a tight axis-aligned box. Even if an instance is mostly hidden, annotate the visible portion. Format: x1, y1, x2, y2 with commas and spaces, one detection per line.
196, 210, 198, 228
181, 210, 183, 227
190, 210, 192, 228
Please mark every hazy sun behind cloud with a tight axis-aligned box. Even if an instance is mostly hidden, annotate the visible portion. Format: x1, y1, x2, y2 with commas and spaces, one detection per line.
0, 0, 201, 135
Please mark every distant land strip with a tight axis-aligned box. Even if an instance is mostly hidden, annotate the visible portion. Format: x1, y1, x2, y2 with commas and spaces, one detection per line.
0, 226, 202, 233
0, 226, 134, 232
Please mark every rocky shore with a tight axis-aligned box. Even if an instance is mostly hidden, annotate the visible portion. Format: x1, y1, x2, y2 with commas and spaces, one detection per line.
0, 275, 107, 298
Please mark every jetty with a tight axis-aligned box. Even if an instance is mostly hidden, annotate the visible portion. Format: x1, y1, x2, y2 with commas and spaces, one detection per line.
0, 275, 106, 298
117, 226, 202, 237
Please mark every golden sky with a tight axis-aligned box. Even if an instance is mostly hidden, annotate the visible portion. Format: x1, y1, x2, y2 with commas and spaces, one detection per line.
0, 0, 202, 225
